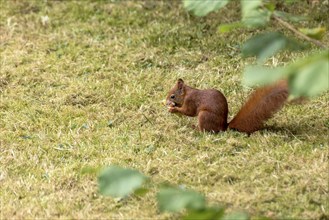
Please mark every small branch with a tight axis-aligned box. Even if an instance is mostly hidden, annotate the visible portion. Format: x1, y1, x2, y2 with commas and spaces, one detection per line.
142, 113, 154, 125
272, 15, 328, 49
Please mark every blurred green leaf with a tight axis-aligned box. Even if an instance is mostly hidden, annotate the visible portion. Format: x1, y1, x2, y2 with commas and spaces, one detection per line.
264, 2, 276, 12
157, 186, 206, 212
222, 211, 249, 220
183, 0, 229, 17
243, 66, 286, 86
218, 22, 243, 33
241, 0, 272, 27
134, 187, 149, 196
289, 53, 329, 97
242, 32, 304, 63
183, 206, 225, 220
243, 51, 329, 98
274, 11, 308, 23
98, 166, 148, 198
299, 27, 326, 40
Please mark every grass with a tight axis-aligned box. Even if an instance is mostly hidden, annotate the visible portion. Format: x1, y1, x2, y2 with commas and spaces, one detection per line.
0, 0, 328, 219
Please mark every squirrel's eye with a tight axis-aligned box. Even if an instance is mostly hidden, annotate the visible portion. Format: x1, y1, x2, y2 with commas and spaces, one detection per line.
170, 94, 175, 99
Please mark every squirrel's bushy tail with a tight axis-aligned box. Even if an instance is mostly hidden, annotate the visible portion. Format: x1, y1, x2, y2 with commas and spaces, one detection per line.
228, 81, 289, 134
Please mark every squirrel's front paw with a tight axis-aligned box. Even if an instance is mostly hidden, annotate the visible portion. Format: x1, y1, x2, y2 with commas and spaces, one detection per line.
168, 107, 178, 113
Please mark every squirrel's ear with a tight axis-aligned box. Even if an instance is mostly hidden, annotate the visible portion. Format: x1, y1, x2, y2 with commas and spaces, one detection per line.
177, 78, 184, 90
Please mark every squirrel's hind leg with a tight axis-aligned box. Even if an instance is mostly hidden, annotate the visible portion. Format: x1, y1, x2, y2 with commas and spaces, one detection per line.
198, 111, 227, 133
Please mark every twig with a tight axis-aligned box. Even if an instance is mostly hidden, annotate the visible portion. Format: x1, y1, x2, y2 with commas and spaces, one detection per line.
272, 15, 328, 49
142, 113, 154, 125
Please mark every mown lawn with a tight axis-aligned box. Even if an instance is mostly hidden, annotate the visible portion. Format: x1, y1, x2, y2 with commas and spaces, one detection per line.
0, 1, 328, 219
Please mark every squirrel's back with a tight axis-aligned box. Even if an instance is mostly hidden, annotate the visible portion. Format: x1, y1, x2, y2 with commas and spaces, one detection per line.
196, 89, 228, 112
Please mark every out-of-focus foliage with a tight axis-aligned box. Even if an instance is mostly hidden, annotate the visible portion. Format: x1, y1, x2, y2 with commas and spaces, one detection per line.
299, 27, 326, 40
244, 51, 329, 97
183, 0, 329, 98
241, 32, 304, 64
98, 166, 148, 198
183, 0, 229, 17
241, 0, 272, 27
98, 166, 249, 220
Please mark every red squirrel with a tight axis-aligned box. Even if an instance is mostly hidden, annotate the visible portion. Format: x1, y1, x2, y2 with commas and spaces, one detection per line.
166, 79, 289, 134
